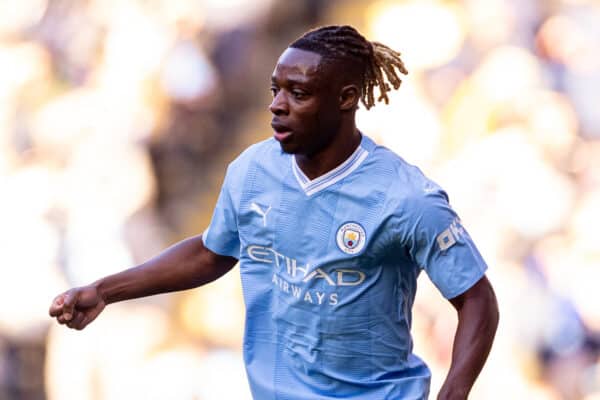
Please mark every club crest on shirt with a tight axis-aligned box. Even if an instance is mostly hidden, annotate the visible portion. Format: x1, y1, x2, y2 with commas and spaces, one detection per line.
336, 222, 366, 255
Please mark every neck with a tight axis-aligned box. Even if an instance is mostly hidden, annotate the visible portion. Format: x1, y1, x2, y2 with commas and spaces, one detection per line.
295, 120, 361, 180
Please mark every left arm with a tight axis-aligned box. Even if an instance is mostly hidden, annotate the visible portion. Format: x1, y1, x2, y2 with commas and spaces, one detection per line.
438, 275, 499, 400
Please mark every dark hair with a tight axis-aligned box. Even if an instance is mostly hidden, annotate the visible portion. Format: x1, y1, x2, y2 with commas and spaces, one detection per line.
290, 25, 408, 109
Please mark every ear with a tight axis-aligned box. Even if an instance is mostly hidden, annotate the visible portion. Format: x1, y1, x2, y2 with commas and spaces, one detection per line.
339, 84, 360, 111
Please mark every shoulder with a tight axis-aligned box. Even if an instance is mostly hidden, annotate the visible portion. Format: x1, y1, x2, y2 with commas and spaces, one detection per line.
364, 138, 448, 210
229, 138, 280, 169
222, 137, 286, 196
228, 137, 281, 172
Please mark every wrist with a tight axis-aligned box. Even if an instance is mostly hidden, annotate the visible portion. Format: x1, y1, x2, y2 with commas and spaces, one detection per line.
92, 279, 110, 304
438, 384, 470, 400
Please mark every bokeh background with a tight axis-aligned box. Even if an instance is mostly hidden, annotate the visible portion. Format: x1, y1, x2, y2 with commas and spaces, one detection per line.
1, 0, 599, 399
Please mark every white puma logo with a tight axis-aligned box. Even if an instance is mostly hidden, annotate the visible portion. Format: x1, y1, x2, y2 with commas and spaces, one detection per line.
250, 202, 271, 227
424, 184, 436, 194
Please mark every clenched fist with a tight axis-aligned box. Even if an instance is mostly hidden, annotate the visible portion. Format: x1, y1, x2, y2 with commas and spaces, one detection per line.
49, 285, 106, 330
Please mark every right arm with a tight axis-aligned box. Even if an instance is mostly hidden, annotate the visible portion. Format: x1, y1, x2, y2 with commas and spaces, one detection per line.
48, 235, 237, 330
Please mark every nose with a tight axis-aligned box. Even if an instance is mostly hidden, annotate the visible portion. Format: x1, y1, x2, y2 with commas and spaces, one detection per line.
269, 91, 289, 116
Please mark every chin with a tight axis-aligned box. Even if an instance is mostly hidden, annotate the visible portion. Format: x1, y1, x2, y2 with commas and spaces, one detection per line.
278, 142, 299, 154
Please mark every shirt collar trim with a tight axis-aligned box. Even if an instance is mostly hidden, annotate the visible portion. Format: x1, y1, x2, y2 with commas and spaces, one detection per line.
291, 142, 369, 196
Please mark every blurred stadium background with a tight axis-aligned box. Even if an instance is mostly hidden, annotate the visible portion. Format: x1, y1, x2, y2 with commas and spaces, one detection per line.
0, 0, 599, 399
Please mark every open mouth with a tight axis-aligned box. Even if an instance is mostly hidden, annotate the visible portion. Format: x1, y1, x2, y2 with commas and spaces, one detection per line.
273, 131, 292, 142
271, 121, 293, 142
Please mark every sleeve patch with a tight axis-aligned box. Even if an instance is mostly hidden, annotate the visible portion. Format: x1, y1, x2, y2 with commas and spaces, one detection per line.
436, 218, 465, 251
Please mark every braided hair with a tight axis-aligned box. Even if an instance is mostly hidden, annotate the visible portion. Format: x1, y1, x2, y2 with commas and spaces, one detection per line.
290, 25, 408, 110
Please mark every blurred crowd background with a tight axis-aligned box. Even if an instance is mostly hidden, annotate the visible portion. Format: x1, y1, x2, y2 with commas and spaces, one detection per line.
0, 0, 598, 399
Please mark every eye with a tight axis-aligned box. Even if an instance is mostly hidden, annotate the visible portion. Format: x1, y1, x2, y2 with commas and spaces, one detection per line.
292, 90, 307, 100
270, 86, 279, 97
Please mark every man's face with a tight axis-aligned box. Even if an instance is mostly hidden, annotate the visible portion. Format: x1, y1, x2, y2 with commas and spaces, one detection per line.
269, 48, 342, 156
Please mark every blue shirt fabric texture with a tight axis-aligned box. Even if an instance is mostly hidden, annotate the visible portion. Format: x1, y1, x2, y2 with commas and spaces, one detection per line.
202, 134, 488, 400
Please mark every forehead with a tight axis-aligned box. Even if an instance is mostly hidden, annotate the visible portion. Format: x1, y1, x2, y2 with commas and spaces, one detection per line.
272, 47, 326, 84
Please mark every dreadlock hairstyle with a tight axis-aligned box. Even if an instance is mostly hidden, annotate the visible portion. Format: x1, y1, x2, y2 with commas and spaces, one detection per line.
289, 25, 408, 110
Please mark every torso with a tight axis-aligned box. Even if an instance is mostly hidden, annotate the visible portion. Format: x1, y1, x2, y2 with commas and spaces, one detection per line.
233, 135, 431, 399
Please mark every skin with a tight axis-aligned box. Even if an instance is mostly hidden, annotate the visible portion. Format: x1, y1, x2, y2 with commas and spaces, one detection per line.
49, 236, 237, 329
441, 276, 499, 399
49, 47, 499, 400
269, 48, 362, 179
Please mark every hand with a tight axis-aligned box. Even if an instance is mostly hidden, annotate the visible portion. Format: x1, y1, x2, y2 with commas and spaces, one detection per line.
49, 285, 106, 330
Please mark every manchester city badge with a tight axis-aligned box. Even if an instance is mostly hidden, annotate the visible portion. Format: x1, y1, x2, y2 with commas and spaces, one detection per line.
336, 222, 366, 255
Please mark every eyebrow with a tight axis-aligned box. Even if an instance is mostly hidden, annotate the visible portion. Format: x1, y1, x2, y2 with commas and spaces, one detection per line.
271, 76, 312, 86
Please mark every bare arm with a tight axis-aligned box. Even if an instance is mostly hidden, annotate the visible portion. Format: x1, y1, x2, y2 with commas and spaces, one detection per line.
96, 235, 237, 303
437, 275, 499, 400
49, 235, 238, 330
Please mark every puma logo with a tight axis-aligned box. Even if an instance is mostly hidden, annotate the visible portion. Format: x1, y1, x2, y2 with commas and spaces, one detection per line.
424, 184, 437, 194
250, 202, 272, 227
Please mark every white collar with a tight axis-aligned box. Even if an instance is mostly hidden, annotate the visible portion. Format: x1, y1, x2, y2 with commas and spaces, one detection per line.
291, 144, 369, 196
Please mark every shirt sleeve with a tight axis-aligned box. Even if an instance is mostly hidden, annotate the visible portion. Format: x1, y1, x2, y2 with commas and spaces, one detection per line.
403, 189, 488, 299
202, 165, 241, 258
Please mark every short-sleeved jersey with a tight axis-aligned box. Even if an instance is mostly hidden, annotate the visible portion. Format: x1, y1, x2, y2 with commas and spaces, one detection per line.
202, 135, 487, 400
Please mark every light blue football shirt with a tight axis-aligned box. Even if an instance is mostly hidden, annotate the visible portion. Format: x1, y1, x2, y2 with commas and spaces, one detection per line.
202, 134, 487, 400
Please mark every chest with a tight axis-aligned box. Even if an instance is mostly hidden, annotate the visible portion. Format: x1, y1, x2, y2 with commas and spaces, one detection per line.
236, 168, 394, 274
